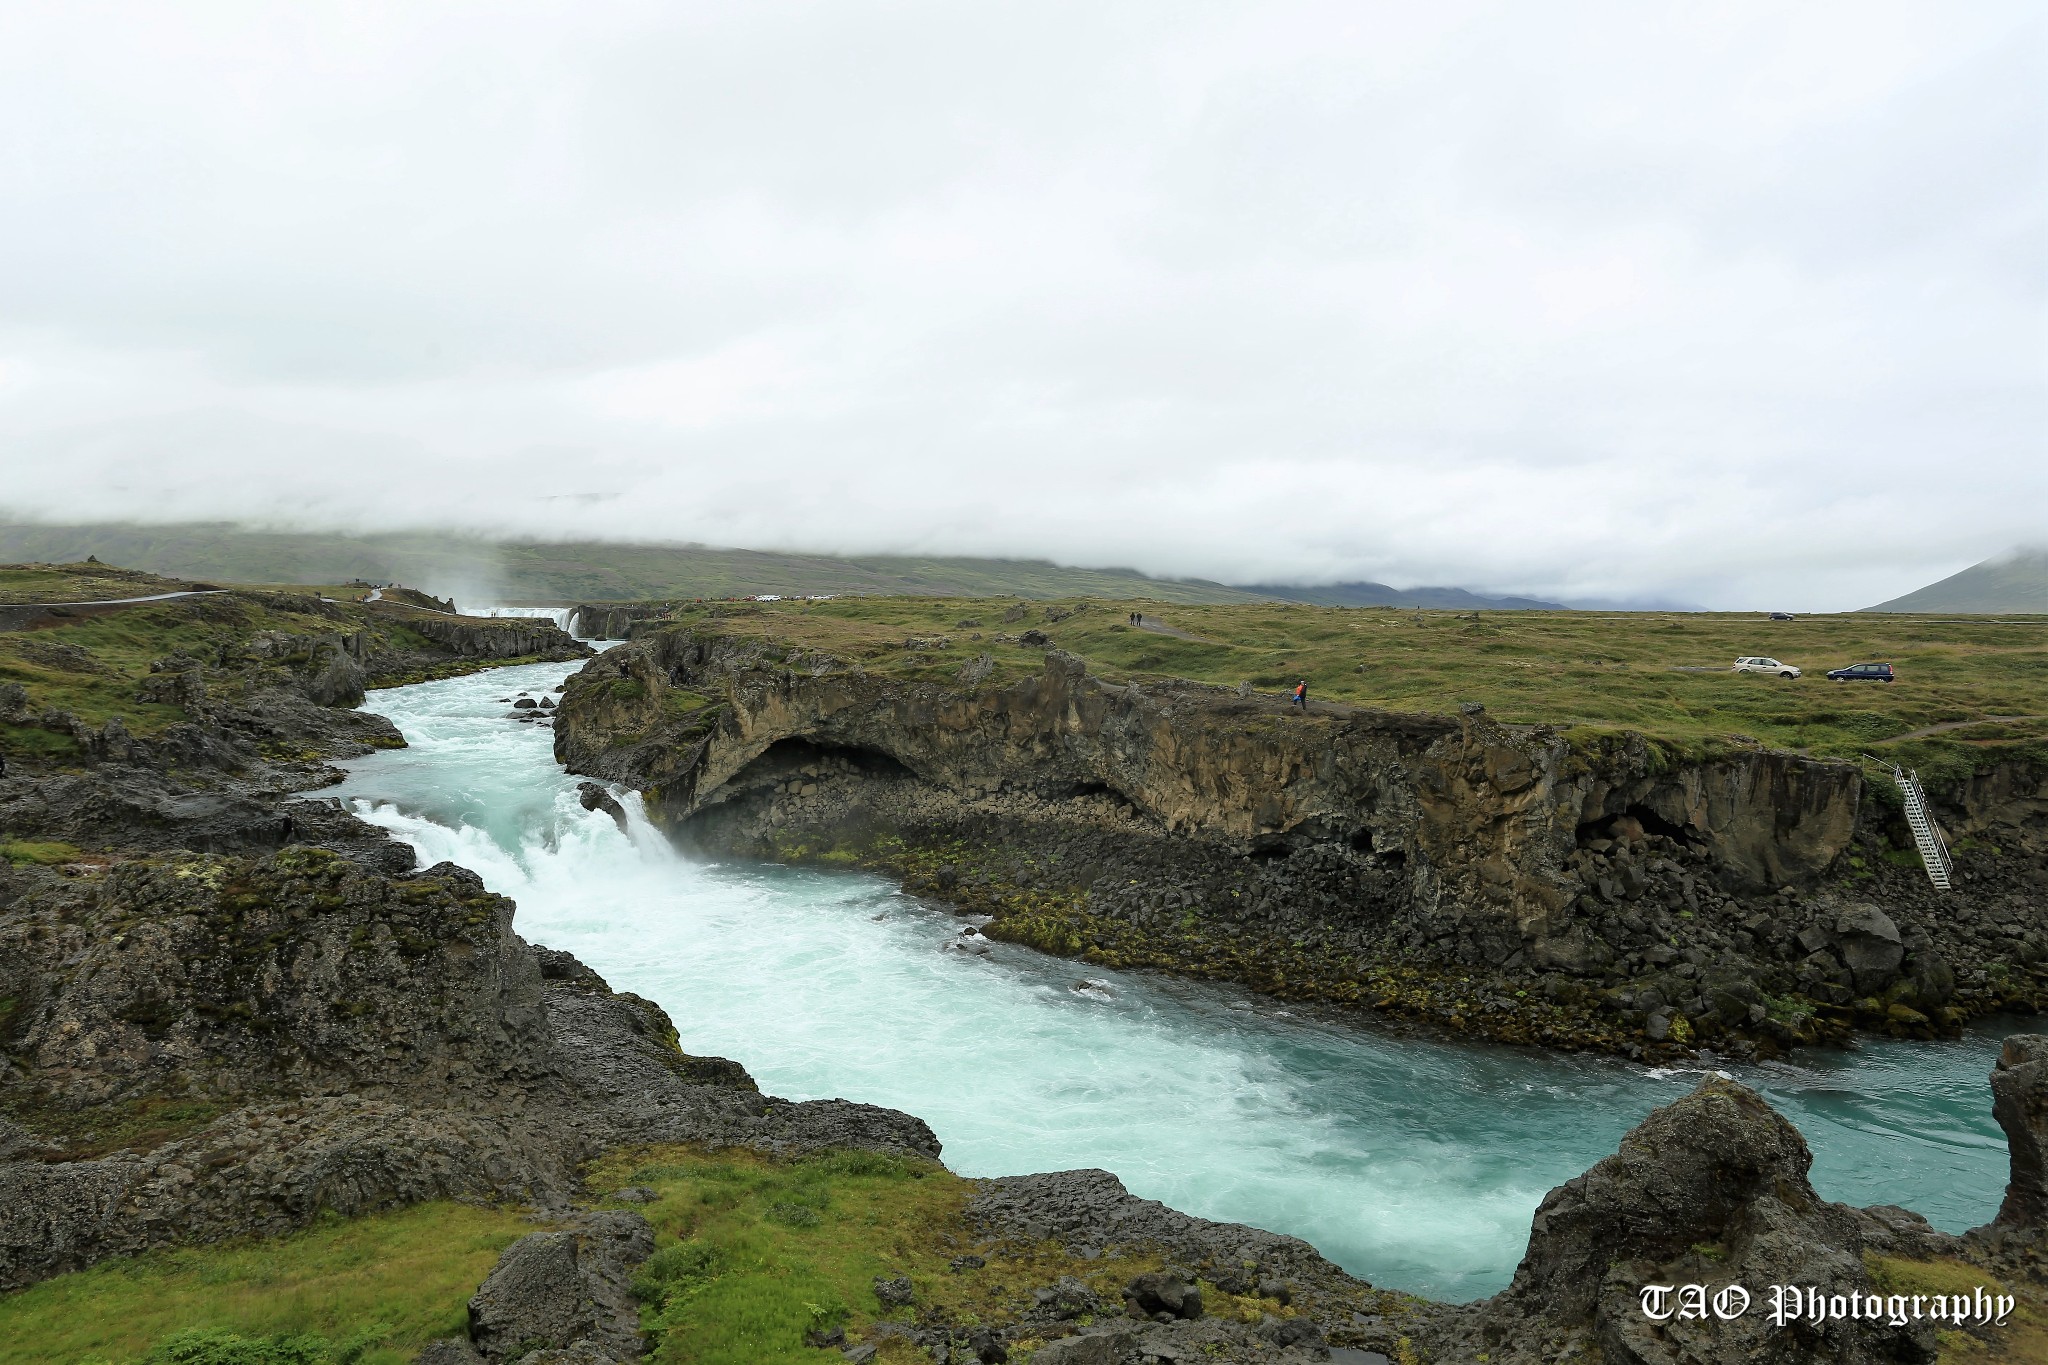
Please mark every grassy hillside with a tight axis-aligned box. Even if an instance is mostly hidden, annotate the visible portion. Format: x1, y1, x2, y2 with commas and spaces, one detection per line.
1865, 549, 2048, 614
636, 595, 2048, 778
0, 521, 1264, 606
0, 563, 217, 606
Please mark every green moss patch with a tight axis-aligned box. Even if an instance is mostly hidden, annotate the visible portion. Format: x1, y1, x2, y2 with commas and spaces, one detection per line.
0, 837, 82, 865
584, 1145, 1383, 1365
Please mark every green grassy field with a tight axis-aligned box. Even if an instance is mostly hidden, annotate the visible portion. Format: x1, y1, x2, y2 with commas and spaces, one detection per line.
645, 596, 2048, 778
0, 564, 216, 606
0, 1202, 533, 1365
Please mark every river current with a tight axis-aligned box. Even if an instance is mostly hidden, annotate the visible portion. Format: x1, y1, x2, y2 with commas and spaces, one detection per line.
326, 656, 2028, 1302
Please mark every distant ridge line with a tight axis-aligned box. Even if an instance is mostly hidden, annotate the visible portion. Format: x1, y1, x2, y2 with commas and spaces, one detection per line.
1861, 549, 2048, 614
0, 519, 1569, 611
1237, 581, 1568, 611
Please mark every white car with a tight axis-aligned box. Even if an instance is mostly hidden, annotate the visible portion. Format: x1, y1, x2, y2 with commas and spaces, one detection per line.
1734, 656, 1801, 678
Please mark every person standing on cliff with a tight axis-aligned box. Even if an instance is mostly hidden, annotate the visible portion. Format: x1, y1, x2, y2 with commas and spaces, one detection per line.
1292, 680, 1308, 711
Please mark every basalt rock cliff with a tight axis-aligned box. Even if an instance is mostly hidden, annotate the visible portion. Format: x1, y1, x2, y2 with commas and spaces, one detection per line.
555, 628, 2048, 1058
0, 582, 938, 1293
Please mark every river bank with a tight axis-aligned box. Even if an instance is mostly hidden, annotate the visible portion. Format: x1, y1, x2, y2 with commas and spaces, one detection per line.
552, 619, 2048, 1063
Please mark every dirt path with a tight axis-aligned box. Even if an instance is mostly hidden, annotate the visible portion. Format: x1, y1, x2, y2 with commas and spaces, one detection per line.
10, 590, 225, 609
1133, 615, 1215, 644
0, 590, 228, 633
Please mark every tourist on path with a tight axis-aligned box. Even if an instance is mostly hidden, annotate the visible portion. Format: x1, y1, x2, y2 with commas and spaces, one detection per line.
1292, 680, 1308, 711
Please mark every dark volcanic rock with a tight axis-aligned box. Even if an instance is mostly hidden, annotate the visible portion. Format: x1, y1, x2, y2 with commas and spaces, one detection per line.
0, 1097, 571, 1290
576, 781, 629, 834
468, 1210, 654, 1362
1125, 1270, 1202, 1320
1986, 1033, 2048, 1236
1, 851, 550, 1109
1835, 903, 1905, 994
968, 1168, 1355, 1305
553, 624, 2048, 1057
1477, 1076, 1946, 1364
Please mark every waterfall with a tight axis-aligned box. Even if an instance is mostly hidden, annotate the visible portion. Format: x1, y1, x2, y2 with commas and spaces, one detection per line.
322, 657, 2023, 1302
472, 604, 580, 636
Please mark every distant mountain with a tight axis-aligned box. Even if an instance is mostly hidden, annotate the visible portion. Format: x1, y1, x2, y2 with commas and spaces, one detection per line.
1239, 580, 1567, 611
0, 520, 1266, 605
1558, 595, 1709, 613
1862, 549, 2048, 614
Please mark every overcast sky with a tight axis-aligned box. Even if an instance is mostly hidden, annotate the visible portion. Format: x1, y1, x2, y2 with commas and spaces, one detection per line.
1, 2, 2041, 609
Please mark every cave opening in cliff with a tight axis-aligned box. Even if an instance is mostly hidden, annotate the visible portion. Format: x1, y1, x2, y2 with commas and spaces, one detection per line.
1347, 827, 1408, 869
736, 736, 918, 785
1578, 804, 1701, 849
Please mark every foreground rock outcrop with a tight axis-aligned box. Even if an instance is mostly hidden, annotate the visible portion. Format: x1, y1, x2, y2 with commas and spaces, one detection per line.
1467, 1077, 1950, 1363
356, 1039, 2048, 1364
552, 626, 2047, 1058
1980, 1033, 2048, 1256
0, 846, 940, 1291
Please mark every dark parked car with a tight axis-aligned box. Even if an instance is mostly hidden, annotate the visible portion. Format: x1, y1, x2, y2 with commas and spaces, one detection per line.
1826, 662, 1895, 683
1769, 611, 1795, 620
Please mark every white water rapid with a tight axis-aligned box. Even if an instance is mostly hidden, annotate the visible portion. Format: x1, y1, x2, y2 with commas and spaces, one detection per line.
324, 658, 2027, 1302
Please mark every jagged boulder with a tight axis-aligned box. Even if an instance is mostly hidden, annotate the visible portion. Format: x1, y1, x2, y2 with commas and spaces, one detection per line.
576, 781, 629, 834
1835, 904, 1905, 994
467, 1211, 654, 1362
1125, 1270, 1202, 1320
303, 646, 368, 708
1987, 1033, 2048, 1236
1485, 1076, 1939, 1364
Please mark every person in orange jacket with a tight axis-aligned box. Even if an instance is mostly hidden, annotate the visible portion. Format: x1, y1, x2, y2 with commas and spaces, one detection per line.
1292, 680, 1308, 711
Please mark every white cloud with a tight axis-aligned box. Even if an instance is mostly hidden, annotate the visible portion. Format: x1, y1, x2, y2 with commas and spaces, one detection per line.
0, 0, 2040, 609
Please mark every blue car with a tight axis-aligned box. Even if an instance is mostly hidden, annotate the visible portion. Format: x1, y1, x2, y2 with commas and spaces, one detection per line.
1826, 662, 1895, 683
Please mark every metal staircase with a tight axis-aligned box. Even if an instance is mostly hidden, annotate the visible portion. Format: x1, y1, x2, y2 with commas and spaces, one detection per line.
1889, 764, 1953, 891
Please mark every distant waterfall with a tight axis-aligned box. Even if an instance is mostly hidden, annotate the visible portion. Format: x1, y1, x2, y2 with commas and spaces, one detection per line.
473, 604, 580, 636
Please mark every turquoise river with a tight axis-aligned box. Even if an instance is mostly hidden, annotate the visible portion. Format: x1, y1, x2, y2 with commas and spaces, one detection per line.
326, 656, 2030, 1303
